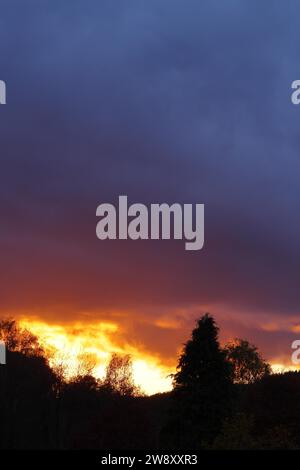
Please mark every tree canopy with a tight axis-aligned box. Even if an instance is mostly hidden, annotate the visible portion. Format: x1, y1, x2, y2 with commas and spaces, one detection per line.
224, 338, 271, 384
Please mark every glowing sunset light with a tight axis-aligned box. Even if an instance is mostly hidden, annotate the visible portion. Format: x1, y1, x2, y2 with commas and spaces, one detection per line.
18, 318, 300, 395
19, 319, 173, 395
271, 363, 300, 374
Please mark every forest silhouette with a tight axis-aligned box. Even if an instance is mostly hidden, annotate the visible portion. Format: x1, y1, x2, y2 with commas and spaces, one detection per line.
0, 314, 299, 450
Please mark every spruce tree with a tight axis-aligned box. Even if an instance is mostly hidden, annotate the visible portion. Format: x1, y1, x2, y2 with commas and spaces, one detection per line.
165, 314, 232, 449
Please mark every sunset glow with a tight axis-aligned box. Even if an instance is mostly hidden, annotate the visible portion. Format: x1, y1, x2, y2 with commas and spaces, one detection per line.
18, 318, 300, 396
20, 319, 173, 395
271, 363, 300, 374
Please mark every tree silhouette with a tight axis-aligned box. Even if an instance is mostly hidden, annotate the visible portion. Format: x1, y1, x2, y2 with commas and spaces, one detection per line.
1, 317, 300, 450
0, 350, 57, 448
224, 338, 271, 384
163, 314, 232, 449
0, 318, 44, 357
104, 353, 141, 396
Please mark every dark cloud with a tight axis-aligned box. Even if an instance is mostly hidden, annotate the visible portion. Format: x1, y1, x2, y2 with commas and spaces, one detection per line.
0, 1, 299, 364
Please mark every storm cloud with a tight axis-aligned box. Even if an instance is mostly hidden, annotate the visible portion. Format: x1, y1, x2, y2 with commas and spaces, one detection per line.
0, 0, 300, 365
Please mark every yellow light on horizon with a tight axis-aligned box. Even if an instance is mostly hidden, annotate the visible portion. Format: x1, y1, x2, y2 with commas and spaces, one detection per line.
271, 363, 299, 374
19, 318, 173, 395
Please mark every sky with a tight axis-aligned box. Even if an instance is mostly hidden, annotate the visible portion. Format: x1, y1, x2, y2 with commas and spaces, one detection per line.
1, 0, 300, 393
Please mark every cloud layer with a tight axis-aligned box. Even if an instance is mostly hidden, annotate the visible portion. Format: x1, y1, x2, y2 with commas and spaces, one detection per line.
0, 1, 300, 368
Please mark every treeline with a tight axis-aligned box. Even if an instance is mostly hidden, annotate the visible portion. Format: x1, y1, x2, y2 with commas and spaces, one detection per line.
0, 315, 300, 450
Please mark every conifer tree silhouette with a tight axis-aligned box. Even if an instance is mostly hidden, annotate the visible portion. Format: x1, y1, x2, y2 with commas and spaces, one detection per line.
164, 314, 232, 449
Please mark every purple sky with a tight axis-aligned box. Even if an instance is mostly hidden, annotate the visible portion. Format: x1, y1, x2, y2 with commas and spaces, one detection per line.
0, 0, 300, 367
